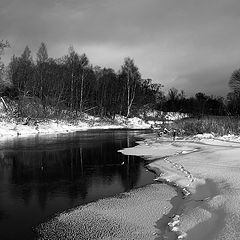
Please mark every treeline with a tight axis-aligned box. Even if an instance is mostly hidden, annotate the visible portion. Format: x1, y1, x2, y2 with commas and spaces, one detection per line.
227, 68, 240, 115
158, 89, 226, 116
1, 41, 240, 118
3, 43, 162, 118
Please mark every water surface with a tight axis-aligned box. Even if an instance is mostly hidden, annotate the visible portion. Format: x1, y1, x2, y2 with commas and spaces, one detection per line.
0, 129, 155, 240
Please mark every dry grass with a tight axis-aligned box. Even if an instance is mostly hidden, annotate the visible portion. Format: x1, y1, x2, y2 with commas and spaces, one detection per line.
172, 116, 240, 136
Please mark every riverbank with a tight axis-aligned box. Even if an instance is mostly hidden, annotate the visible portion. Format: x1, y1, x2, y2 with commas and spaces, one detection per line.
0, 110, 190, 140
0, 115, 151, 140
120, 134, 240, 239
37, 183, 179, 239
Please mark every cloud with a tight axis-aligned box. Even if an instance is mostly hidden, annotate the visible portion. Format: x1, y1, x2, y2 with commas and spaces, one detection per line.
1, 0, 240, 96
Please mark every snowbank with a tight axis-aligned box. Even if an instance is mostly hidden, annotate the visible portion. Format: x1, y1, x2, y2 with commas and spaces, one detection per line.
192, 133, 240, 143
193, 133, 215, 139
120, 135, 240, 239
0, 115, 152, 141
139, 109, 188, 121
0, 110, 192, 140
37, 184, 178, 240
163, 112, 188, 121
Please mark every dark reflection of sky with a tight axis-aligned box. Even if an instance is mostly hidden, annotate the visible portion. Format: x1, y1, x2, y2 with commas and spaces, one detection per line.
0, 130, 155, 240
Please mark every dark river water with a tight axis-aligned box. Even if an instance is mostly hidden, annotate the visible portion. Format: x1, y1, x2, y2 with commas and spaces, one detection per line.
0, 129, 155, 240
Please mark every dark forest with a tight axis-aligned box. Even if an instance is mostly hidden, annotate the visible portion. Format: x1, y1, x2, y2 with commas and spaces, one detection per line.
1, 41, 240, 119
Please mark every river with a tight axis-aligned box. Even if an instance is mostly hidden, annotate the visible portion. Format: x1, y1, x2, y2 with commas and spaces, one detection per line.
0, 129, 155, 240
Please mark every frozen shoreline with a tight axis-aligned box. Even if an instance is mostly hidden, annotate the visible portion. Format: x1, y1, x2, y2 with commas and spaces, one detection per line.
0, 110, 189, 141
0, 116, 152, 142
120, 134, 240, 239
37, 183, 179, 239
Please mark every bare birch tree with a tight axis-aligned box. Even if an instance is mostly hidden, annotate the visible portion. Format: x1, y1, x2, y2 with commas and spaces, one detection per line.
120, 57, 141, 117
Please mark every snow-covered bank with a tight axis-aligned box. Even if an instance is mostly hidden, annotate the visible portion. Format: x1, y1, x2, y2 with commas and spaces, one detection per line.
0, 109, 190, 140
0, 115, 152, 140
37, 184, 179, 239
120, 135, 240, 239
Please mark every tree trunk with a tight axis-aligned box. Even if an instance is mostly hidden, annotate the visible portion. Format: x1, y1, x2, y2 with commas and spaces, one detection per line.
79, 70, 84, 113
127, 70, 130, 117
70, 70, 74, 111
126, 72, 136, 118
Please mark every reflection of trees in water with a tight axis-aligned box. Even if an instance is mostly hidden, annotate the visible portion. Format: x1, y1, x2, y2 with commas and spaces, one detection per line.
84, 139, 142, 190
6, 149, 89, 209
119, 136, 142, 191
0, 199, 7, 220
0, 209, 7, 221
0, 168, 8, 220
0, 134, 143, 210
119, 155, 142, 191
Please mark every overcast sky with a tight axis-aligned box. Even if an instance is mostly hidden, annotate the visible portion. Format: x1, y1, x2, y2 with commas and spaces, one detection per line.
1, 0, 240, 96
